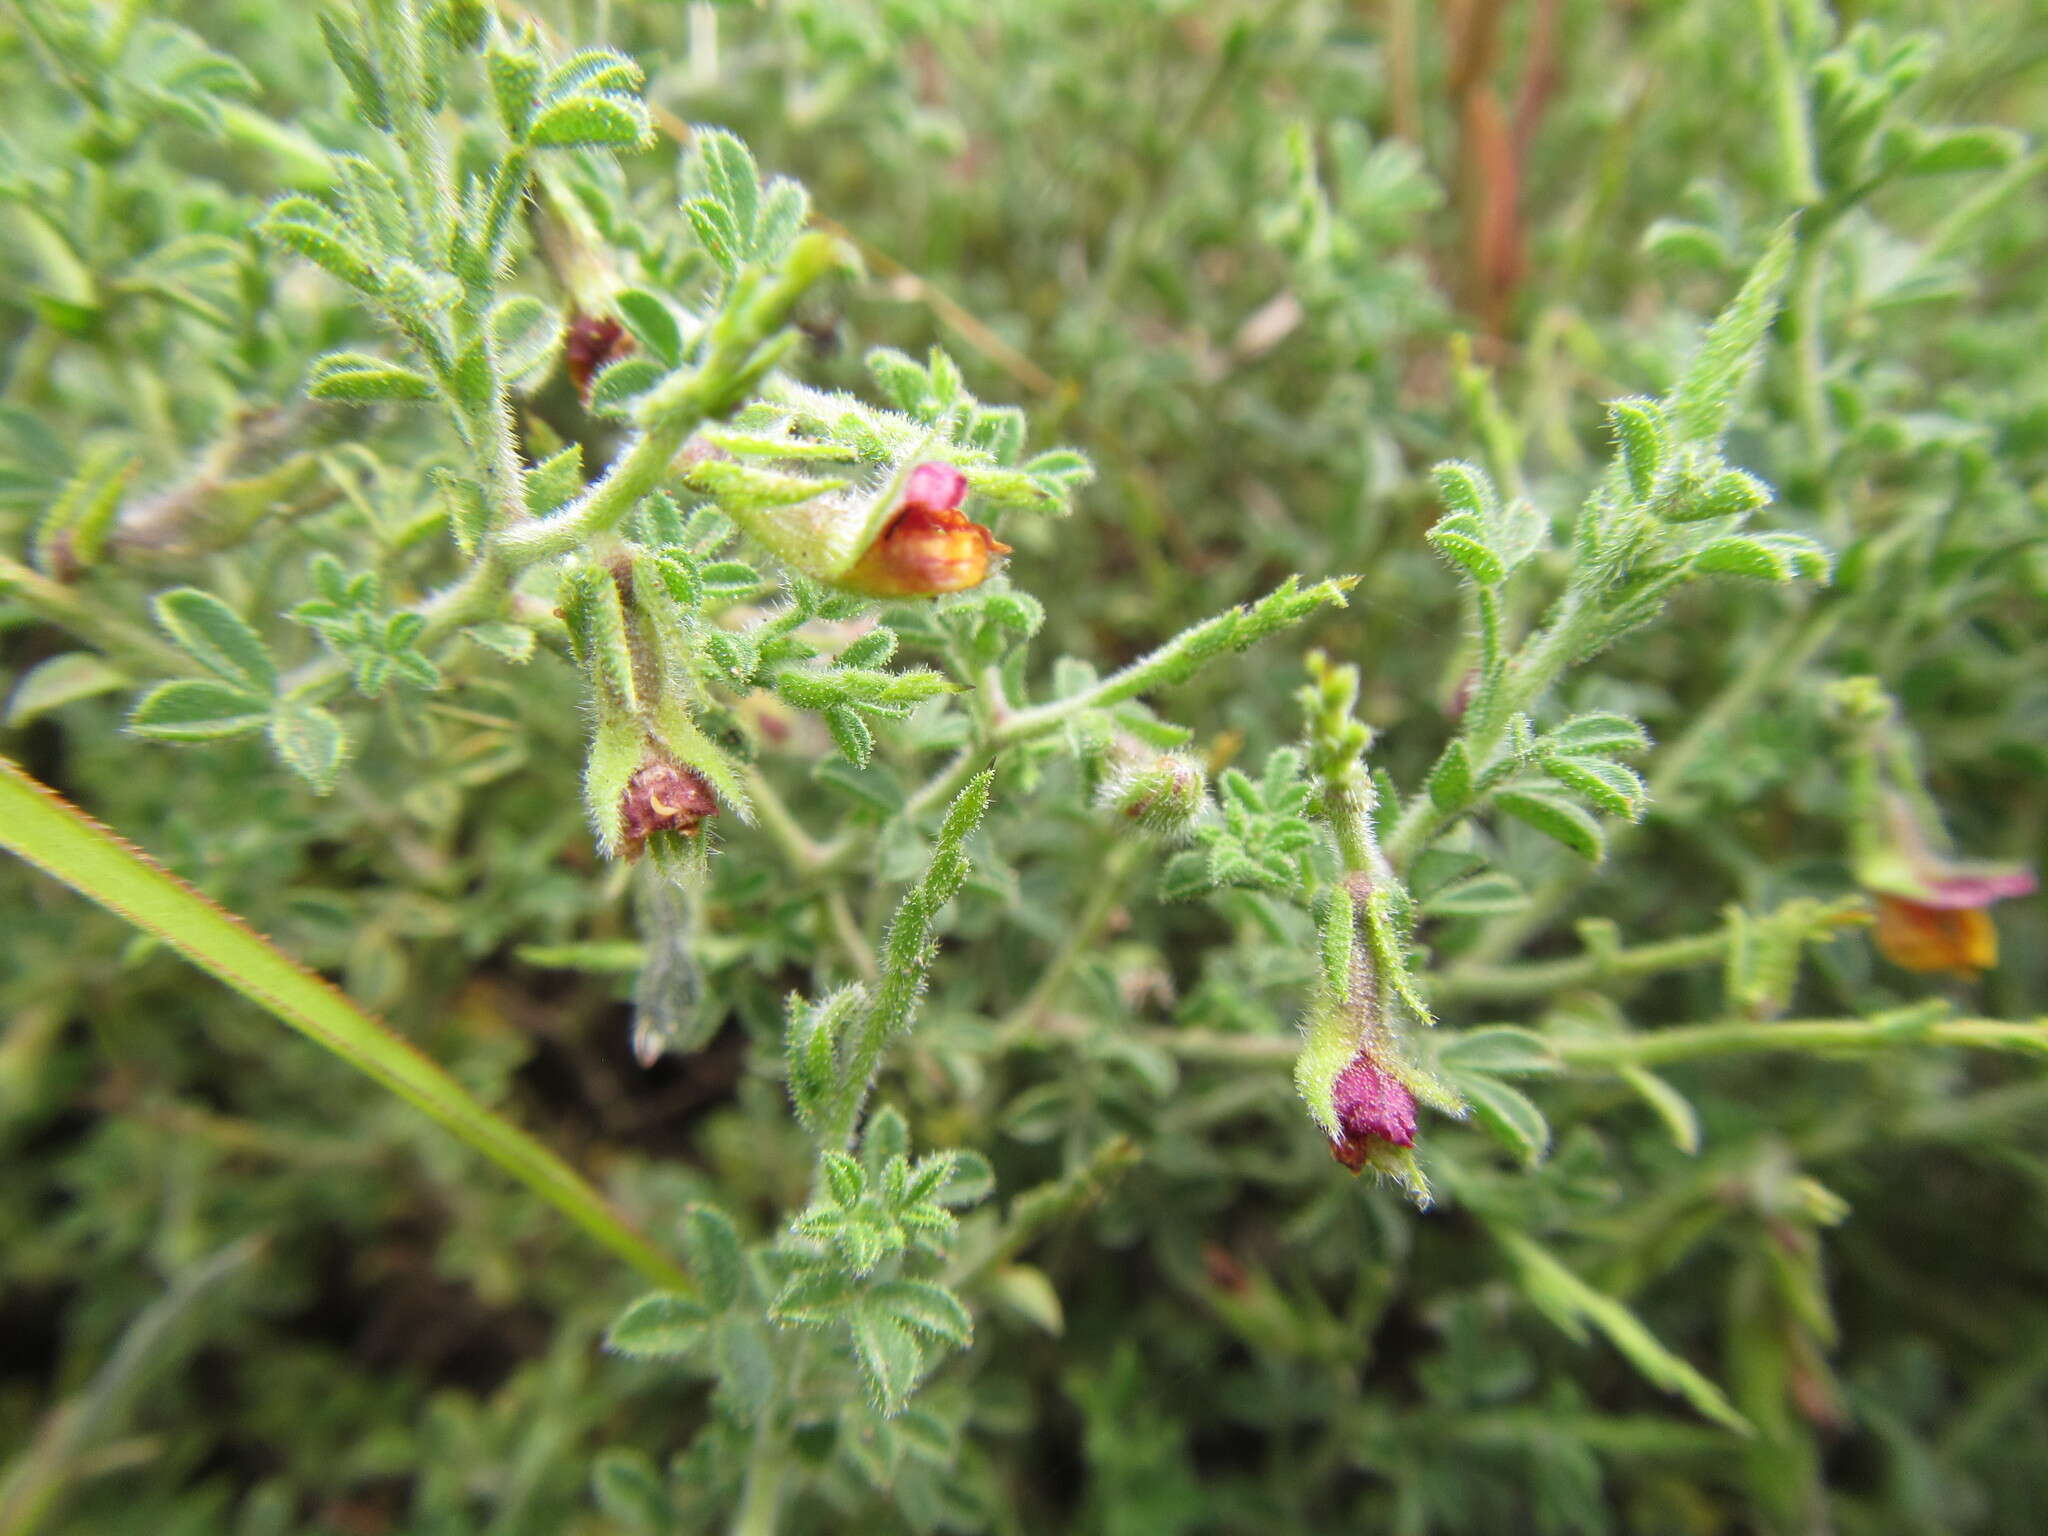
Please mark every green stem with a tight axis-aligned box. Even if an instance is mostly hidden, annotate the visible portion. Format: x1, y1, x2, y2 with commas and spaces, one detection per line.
1437, 924, 1725, 1003
997, 839, 1142, 1041
1750, 0, 1821, 208
1383, 589, 1592, 871
0, 1238, 262, 1536
0, 756, 692, 1292
1555, 1015, 2048, 1068
0, 555, 188, 676
1449, 599, 1841, 971
1787, 230, 1838, 537
819, 888, 879, 984
283, 234, 839, 702
730, 1425, 788, 1536
1140, 1014, 2048, 1067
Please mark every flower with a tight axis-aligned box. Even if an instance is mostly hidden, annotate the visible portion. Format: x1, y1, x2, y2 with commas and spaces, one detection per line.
839, 462, 1010, 598
1856, 787, 2035, 978
1328, 1047, 1418, 1172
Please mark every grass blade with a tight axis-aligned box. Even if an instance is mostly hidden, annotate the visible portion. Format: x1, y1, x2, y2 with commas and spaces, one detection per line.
0, 755, 690, 1291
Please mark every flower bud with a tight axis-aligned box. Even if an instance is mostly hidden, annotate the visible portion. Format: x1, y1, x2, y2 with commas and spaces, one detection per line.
1096, 749, 1208, 839
839, 462, 1010, 598
1328, 1047, 1419, 1172
618, 758, 719, 860
565, 311, 633, 401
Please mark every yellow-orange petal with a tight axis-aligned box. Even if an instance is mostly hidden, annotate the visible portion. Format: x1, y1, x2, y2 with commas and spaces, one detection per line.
839, 505, 1010, 598
1873, 894, 1997, 977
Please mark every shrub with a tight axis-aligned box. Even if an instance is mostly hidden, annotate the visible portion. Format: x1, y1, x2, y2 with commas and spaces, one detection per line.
2, 2, 2043, 1532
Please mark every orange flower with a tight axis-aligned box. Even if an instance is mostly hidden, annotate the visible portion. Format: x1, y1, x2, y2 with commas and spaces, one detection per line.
839, 462, 1010, 598
1856, 789, 2034, 978
1871, 895, 2001, 977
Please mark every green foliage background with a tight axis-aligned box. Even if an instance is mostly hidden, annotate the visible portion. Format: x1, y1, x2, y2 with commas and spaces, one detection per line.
2, 1, 2046, 1533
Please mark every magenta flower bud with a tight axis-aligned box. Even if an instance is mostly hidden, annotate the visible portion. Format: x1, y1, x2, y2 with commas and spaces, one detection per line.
1329, 1048, 1418, 1172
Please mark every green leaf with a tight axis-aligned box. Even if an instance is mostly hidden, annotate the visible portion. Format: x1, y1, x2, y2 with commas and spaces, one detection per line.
523, 443, 585, 516
1641, 218, 1729, 271
259, 196, 381, 294
681, 1206, 748, 1312
560, 566, 638, 710
823, 1150, 867, 1206
687, 458, 839, 511
317, 11, 388, 128
34, 441, 136, 576
153, 589, 276, 693
0, 757, 693, 1292
1438, 1026, 1561, 1076
1431, 460, 1499, 520
1426, 739, 1474, 813
543, 47, 643, 101
1619, 1065, 1702, 1155
693, 128, 762, 242
525, 93, 651, 150
587, 357, 668, 418
1542, 713, 1651, 757
487, 43, 544, 136
1691, 532, 1832, 584
824, 705, 875, 767
492, 295, 561, 393
988, 1264, 1064, 1336
1899, 126, 2023, 177
129, 680, 271, 740
714, 1319, 777, 1421
1427, 515, 1505, 586
1669, 222, 1796, 445
872, 1280, 972, 1349
895, 1406, 959, 1465
1609, 398, 1666, 503
1420, 871, 1528, 917
1695, 468, 1772, 521
615, 287, 683, 368
447, 337, 493, 412
307, 351, 436, 402
8, 653, 127, 725
606, 1292, 714, 1358
1540, 754, 1647, 820
926, 1148, 994, 1207
590, 1449, 671, 1532
1494, 787, 1605, 861
463, 623, 535, 663
850, 1311, 924, 1416
772, 1265, 862, 1325
268, 706, 346, 793
435, 471, 490, 556
683, 199, 741, 276
1458, 1072, 1551, 1165
1496, 1230, 1750, 1434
